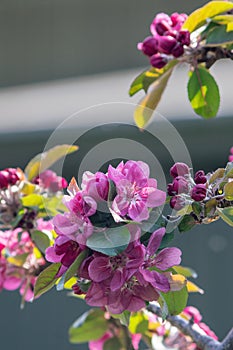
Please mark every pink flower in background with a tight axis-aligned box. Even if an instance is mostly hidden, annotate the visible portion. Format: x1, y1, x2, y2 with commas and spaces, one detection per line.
229, 147, 233, 162
89, 331, 113, 350
108, 161, 166, 222
82, 171, 109, 201
33, 169, 67, 193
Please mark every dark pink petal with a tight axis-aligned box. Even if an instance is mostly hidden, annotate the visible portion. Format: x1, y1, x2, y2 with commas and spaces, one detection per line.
110, 269, 126, 291
154, 247, 182, 270
88, 257, 112, 282
127, 244, 145, 269
53, 213, 79, 237
147, 228, 166, 256
140, 269, 170, 292
85, 283, 108, 307
108, 164, 124, 184
45, 246, 61, 263
124, 292, 145, 312
79, 256, 93, 279
133, 284, 159, 302
146, 188, 166, 207
108, 289, 127, 314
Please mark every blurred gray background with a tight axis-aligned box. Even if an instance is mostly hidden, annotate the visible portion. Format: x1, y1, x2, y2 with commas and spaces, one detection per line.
0, 1, 232, 350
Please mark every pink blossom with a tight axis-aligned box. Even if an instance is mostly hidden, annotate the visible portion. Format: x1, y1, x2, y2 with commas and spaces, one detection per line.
229, 147, 233, 162
89, 331, 112, 350
33, 169, 67, 193
82, 171, 109, 201
108, 161, 166, 222
53, 192, 96, 245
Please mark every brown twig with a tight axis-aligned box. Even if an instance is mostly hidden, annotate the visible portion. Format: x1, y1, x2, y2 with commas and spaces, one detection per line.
146, 303, 233, 350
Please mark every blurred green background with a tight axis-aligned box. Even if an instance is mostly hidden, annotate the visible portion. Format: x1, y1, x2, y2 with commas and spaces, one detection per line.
0, 1, 232, 350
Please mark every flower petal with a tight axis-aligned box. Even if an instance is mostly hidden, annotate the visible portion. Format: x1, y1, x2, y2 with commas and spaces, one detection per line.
147, 228, 166, 256
154, 247, 182, 270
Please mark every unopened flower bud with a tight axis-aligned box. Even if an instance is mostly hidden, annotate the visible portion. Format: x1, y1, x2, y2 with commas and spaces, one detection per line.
150, 13, 172, 36
6, 168, 20, 185
171, 43, 184, 58
0, 171, 9, 189
170, 12, 188, 30
137, 36, 158, 57
178, 30, 190, 46
167, 183, 175, 196
194, 170, 206, 184
172, 176, 189, 194
170, 195, 186, 210
170, 162, 190, 178
155, 20, 172, 36
158, 35, 177, 54
191, 184, 207, 202
150, 53, 168, 69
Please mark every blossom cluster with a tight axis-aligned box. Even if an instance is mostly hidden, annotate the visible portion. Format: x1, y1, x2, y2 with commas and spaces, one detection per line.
138, 12, 190, 68
0, 166, 67, 303
0, 219, 52, 303
46, 160, 183, 313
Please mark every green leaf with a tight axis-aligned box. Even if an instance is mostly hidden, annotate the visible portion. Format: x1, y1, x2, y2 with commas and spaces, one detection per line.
22, 194, 44, 208
225, 162, 233, 178
209, 168, 225, 183
206, 24, 233, 46
86, 226, 130, 256
69, 309, 108, 344
183, 1, 233, 33
104, 337, 122, 350
192, 202, 203, 216
178, 215, 196, 233
111, 311, 131, 327
31, 230, 51, 253
188, 67, 220, 118
161, 286, 188, 316
173, 265, 197, 279
134, 66, 174, 128
217, 207, 233, 227
57, 250, 88, 291
34, 262, 61, 298
129, 60, 177, 97
224, 182, 233, 201
7, 253, 29, 267
129, 312, 149, 334
25, 144, 78, 181
158, 294, 169, 321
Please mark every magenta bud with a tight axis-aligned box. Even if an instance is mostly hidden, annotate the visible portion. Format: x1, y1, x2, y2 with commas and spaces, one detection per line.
158, 35, 177, 54
191, 184, 207, 202
171, 43, 184, 58
172, 176, 189, 194
155, 20, 171, 36
171, 12, 188, 30
178, 30, 190, 46
150, 13, 172, 36
6, 168, 19, 186
0, 171, 9, 189
150, 53, 168, 69
137, 36, 158, 57
170, 162, 190, 178
167, 183, 175, 196
229, 155, 233, 162
194, 170, 206, 184
170, 195, 186, 210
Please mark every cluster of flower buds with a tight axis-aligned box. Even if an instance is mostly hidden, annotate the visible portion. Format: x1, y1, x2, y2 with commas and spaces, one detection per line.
0, 168, 20, 190
138, 12, 190, 68
32, 170, 67, 194
168, 162, 207, 211
46, 160, 183, 313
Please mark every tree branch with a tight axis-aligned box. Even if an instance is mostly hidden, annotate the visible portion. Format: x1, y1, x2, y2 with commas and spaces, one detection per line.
146, 303, 232, 350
